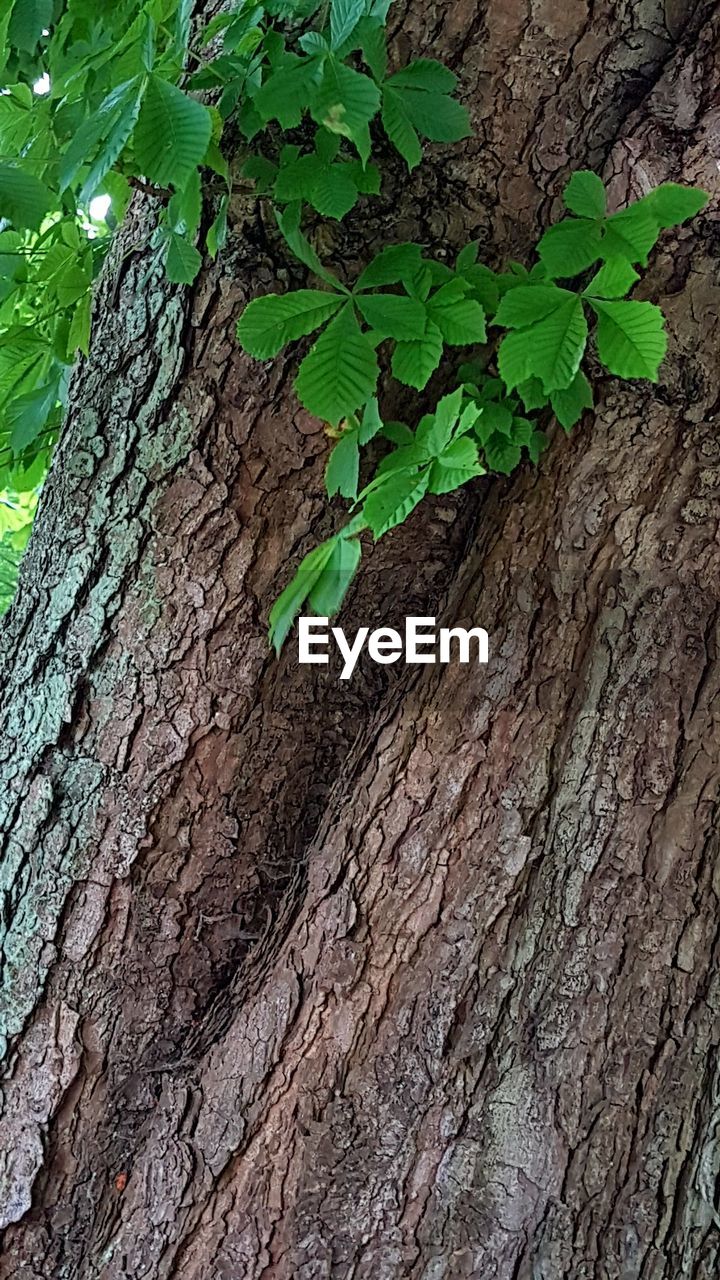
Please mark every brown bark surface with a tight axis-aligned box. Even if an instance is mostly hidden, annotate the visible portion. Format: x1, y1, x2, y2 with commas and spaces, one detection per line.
1, 2, 719, 1277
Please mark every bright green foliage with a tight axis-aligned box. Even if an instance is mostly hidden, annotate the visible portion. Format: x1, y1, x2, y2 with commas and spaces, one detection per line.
237, 163, 706, 647
268, 517, 364, 653
356, 293, 427, 339
134, 76, 212, 187
331, 0, 367, 50
295, 303, 379, 425
538, 219, 603, 276
589, 299, 667, 381
325, 398, 382, 500
0, 487, 35, 613
0, 163, 51, 229
237, 290, 344, 359
201, 0, 468, 178
537, 180, 710, 279
583, 258, 639, 299
550, 371, 593, 431
358, 389, 484, 536
390, 325, 444, 390
382, 59, 471, 170
464, 378, 547, 472
237, 243, 492, 417
249, 135, 380, 220
0, 0, 220, 585
497, 287, 588, 392
643, 183, 708, 227
601, 205, 659, 265
563, 170, 606, 219
0, 0, 708, 633
0, 0, 472, 545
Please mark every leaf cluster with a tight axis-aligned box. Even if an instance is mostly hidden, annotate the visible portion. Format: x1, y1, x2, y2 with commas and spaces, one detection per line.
236, 169, 707, 648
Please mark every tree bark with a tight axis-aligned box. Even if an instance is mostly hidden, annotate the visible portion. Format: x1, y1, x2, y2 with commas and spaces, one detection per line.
1, 2, 719, 1277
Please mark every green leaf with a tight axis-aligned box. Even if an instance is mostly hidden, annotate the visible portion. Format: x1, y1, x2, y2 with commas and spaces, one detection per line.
207, 195, 229, 259
381, 87, 421, 170
583, 258, 639, 299
517, 378, 549, 411
68, 291, 91, 356
563, 170, 606, 219
315, 130, 341, 163
456, 241, 478, 272
0, 164, 52, 230
237, 289, 344, 360
347, 158, 380, 195
326, 429, 360, 499
508, 416, 535, 446
276, 203, 346, 290
428, 437, 484, 494
483, 434, 522, 475
358, 396, 383, 443
356, 292, 427, 340
133, 75, 212, 187
165, 232, 202, 284
456, 401, 483, 435
295, 303, 379, 424
356, 243, 423, 290
363, 467, 429, 538
391, 320, 443, 389
601, 205, 659, 266
427, 283, 486, 345
308, 535, 362, 615
174, 0, 194, 56
300, 31, 330, 55
231, 3, 266, 40
8, 376, 59, 452
416, 386, 463, 455
167, 168, 202, 238
526, 430, 547, 464
382, 421, 414, 446
330, 0, 366, 49
79, 85, 145, 204
8, 0, 51, 52
391, 85, 471, 143
375, 442, 428, 476
52, 261, 89, 309
59, 79, 137, 193
642, 183, 709, 228
550, 370, 593, 430
312, 59, 381, 153
268, 539, 335, 654
307, 164, 357, 219
388, 59, 458, 94
103, 171, 132, 224
589, 298, 667, 381
495, 283, 575, 329
537, 218, 603, 276
254, 58, 322, 129
356, 16, 387, 80
461, 263, 501, 315
498, 293, 587, 393
476, 401, 513, 439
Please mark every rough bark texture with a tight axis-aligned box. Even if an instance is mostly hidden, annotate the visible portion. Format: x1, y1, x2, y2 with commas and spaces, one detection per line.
1, 1, 720, 1277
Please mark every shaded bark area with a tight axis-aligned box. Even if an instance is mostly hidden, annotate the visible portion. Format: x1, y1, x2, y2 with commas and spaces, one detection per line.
1, 1, 719, 1278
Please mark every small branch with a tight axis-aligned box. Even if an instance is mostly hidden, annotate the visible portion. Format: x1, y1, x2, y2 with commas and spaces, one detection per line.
128, 176, 173, 201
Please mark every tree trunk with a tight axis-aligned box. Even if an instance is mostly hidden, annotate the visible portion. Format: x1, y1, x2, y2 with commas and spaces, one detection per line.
1, 2, 719, 1277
